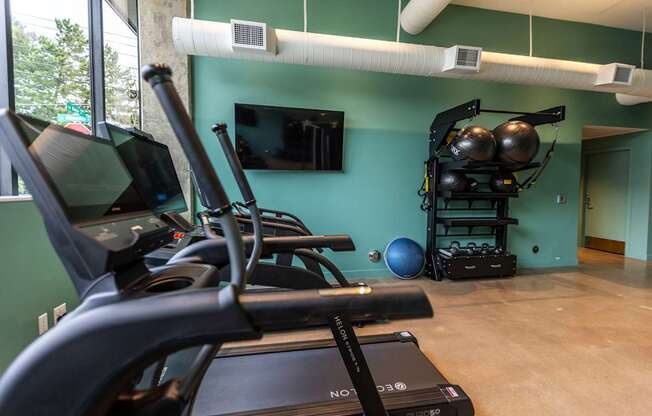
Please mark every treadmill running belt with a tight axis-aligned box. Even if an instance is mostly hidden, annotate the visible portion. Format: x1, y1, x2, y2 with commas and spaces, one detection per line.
193, 335, 473, 416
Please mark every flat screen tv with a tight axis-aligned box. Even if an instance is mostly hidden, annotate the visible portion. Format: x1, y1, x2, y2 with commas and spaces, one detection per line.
235, 103, 344, 171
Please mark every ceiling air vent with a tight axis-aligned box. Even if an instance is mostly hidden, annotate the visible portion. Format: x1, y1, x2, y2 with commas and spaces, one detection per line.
231, 19, 277, 55
594, 63, 635, 86
443, 45, 482, 73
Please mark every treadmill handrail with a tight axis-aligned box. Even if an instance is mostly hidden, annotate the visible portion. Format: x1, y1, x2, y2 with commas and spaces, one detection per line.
169, 234, 356, 266
233, 202, 313, 235
235, 215, 310, 236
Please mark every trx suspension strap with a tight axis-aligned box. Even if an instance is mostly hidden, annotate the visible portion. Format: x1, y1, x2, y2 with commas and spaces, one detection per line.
517, 124, 560, 190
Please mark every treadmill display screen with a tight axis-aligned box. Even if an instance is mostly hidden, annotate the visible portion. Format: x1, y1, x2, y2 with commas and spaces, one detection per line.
15, 114, 148, 223
107, 124, 188, 215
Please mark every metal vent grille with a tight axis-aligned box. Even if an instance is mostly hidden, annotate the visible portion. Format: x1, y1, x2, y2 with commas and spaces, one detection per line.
233, 22, 264, 47
456, 48, 480, 67
614, 66, 632, 83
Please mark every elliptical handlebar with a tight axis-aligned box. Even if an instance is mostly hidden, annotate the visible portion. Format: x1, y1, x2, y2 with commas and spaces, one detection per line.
141, 64, 247, 292
211, 124, 254, 204
211, 122, 264, 281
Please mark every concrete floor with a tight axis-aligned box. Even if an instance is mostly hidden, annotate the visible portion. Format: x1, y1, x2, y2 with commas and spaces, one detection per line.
230, 249, 652, 415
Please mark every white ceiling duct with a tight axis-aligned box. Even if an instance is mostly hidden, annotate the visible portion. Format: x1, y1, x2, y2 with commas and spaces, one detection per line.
615, 93, 652, 106
173, 17, 652, 99
400, 0, 452, 35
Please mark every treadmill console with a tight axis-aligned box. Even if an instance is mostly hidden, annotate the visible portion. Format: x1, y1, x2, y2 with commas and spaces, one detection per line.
0, 111, 173, 294
99, 122, 188, 216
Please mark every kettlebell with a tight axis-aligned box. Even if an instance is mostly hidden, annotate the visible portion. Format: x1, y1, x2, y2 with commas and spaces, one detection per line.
465, 242, 477, 256
449, 241, 461, 257
480, 243, 491, 255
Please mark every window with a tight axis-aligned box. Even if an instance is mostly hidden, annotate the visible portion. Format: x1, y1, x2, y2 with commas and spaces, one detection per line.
103, 0, 139, 127
0, 0, 141, 197
10, 0, 92, 195
12, 0, 92, 130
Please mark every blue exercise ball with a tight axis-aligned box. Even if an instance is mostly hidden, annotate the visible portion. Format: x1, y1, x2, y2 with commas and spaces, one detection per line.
384, 238, 425, 279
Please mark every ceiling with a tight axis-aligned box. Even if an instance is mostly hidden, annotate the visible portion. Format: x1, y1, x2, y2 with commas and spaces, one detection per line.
582, 125, 647, 140
453, 0, 651, 33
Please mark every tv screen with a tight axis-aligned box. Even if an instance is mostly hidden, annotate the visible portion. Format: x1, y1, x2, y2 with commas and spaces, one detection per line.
235, 103, 344, 171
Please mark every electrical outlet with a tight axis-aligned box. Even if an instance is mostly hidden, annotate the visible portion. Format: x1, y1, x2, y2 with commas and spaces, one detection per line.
556, 194, 567, 204
38, 313, 48, 335
53, 303, 67, 325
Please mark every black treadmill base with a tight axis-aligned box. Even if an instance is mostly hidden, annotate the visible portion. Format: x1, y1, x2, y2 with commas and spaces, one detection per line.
192, 332, 474, 416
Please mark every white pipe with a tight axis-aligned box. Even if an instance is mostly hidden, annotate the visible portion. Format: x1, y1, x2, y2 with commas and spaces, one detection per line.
396, 0, 402, 42
173, 18, 652, 99
615, 94, 652, 106
400, 0, 452, 35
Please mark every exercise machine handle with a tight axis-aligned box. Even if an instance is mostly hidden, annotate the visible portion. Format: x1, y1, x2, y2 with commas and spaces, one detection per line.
211, 122, 264, 280
212, 123, 255, 204
241, 284, 433, 330
141, 64, 247, 292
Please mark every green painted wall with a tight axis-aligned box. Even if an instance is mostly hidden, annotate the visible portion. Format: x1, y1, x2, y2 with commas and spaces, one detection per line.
581, 132, 652, 259
193, 0, 652, 273
0, 201, 77, 371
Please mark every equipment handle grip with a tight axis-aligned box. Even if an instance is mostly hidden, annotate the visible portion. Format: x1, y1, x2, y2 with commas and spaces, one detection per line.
141, 64, 247, 291
142, 65, 230, 212
212, 123, 255, 204
240, 285, 433, 331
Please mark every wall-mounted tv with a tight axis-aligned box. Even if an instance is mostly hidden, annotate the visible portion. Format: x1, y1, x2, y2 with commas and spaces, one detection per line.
235, 103, 344, 171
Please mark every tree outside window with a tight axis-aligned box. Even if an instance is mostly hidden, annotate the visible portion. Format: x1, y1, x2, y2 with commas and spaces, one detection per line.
9, 0, 140, 195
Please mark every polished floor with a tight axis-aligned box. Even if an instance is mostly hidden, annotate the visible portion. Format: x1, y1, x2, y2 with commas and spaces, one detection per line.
231, 249, 652, 415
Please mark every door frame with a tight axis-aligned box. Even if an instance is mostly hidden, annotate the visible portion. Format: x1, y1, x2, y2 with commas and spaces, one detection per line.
579, 147, 632, 254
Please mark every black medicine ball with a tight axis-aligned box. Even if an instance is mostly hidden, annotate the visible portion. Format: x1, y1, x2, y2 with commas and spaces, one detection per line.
449, 126, 497, 162
493, 121, 540, 167
439, 171, 469, 192
489, 171, 518, 193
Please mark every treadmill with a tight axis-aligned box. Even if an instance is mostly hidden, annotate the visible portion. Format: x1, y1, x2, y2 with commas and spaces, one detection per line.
135, 66, 476, 415
188, 125, 474, 416
195, 332, 472, 416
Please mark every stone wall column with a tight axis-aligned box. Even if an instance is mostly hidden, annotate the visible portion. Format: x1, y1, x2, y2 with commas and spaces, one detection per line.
139, 0, 194, 217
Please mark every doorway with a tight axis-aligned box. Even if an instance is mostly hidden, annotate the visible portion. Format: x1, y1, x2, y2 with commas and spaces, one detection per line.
582, 149, 629, 255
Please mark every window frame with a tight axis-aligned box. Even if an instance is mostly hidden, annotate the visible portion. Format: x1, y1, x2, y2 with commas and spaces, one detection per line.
0, 0, 17, 197
0, 0, 140, 199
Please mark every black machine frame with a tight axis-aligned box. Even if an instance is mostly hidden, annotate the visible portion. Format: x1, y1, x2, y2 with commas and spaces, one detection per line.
424, 99, 566, 280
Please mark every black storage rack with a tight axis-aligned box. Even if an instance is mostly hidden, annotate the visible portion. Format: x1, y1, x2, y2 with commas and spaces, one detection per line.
423, 99, 565, 280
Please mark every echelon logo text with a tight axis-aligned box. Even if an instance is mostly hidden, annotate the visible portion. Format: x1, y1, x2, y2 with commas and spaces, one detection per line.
329, 381, 407, 399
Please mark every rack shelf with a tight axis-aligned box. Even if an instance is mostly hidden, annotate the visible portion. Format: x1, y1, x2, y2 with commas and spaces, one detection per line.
439, 160, 541, 173
422, 98, 565, 281
437, 191, 519, 200
436, 217, 519, 227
